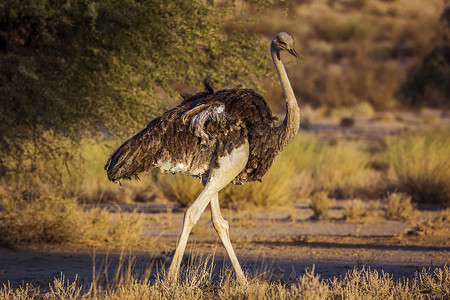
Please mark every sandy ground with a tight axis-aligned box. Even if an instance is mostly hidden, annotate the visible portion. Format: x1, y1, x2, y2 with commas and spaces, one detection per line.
1, 200, 448, 288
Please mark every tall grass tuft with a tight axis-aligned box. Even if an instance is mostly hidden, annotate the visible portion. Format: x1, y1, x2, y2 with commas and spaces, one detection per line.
309, 191, 333, 219
388, 129, 450, 206
385, 192, 417, 221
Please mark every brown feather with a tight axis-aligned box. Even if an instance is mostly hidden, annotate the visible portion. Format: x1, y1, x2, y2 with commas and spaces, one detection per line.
105, 87, 279, 185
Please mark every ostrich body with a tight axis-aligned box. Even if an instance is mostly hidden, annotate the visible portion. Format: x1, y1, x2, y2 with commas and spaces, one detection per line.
105, 32, 300, 284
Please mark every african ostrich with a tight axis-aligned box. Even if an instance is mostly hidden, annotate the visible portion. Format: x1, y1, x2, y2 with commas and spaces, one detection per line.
105, 32, 300, 284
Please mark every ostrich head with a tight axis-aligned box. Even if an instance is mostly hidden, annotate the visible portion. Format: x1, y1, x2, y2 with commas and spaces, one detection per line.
273, 32, 299, 58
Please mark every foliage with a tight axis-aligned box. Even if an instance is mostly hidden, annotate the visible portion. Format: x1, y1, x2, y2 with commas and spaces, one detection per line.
0, 0, 270, 187
387, 129, 450, 206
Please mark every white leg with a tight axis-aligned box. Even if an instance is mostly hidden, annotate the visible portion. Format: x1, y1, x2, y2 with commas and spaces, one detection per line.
166, 186, 215, 282
210, 193, 247, 284
167, 142, 250, 284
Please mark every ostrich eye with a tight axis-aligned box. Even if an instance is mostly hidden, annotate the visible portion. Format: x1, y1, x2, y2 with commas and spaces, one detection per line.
278, 39, 286, 46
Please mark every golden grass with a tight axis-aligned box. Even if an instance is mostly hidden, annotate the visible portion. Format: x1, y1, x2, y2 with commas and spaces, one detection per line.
309, 191, 333, 219
1, 262, 449, 299
387, 129, 450, 206
384, 192, 417, 221
0, 196, 142, 247
155, 173, 203, 207
408, 209, 450, 236
343, 199, 367, 221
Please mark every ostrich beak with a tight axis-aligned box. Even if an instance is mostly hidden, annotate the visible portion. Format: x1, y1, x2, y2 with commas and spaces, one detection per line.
287, 47, 304, 61
287, 47, 299, 58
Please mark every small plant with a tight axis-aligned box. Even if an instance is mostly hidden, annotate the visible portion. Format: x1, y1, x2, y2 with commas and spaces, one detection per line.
309, 191, 333, 219
385, 192, 416, 221
343, 199, 367, 221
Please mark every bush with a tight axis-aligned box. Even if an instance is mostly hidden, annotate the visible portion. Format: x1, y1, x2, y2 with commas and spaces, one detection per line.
400, 7, 450, 108
309, 191, 333, 219
387, 129, 450, 206
343, 199, 367, 221
0, 196, 142, 247
384, 192, 417, 221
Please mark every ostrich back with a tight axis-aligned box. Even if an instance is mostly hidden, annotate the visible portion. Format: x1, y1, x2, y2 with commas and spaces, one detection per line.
105, 88, 279, 184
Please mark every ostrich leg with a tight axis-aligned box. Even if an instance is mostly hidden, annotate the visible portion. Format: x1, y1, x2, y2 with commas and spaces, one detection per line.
166, 184, 214, 283
210, 193, 247, 284
167, 142, 249, 284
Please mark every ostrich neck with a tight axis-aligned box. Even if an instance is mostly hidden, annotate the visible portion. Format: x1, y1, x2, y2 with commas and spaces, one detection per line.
271, 42, 300, 152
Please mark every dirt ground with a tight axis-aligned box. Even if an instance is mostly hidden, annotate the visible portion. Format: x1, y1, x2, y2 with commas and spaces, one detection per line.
1, 200, 448, 288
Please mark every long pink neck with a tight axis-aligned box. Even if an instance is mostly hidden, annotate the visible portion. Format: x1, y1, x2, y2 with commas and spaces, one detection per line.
271, 41, 300, 152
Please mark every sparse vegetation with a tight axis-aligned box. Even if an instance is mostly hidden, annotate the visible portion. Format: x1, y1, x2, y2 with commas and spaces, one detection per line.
1, 262, 449, 299
408, 208, 450, 236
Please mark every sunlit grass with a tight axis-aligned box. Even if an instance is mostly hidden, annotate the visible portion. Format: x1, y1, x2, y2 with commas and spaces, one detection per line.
1, 261, 449, 299
384, 192, 417, 221
387, 129, 450, 206
155, 173, 203, 207
0, 195, 142, 247
309, 191, 333, 219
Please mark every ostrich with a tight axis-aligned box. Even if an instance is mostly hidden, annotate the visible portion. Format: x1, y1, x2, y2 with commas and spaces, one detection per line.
105, 32, 300, 284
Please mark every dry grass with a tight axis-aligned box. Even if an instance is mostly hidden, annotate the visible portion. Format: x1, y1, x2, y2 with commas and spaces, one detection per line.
1, 261, 449, 299
384, 192, 417, 221
408, 209, 450, 236
387, 129, 450, 206
343, 199, 369, 221
155, 173, 203, 207
0, 196, 143, 247
343, 199, 383, 222
309, 191, 333, 219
